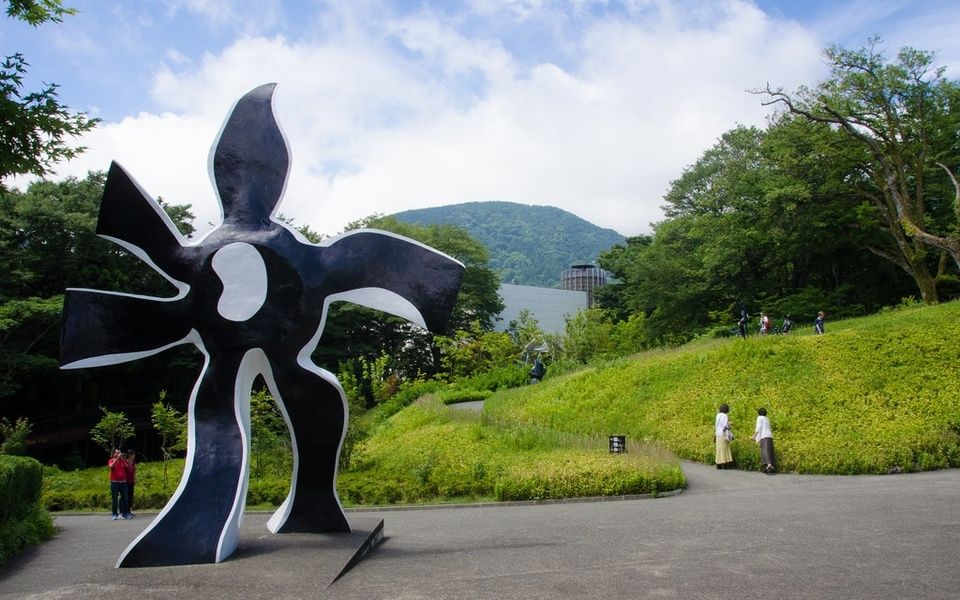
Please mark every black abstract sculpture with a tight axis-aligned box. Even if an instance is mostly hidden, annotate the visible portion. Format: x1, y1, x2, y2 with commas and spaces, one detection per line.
60, 84, 464, 567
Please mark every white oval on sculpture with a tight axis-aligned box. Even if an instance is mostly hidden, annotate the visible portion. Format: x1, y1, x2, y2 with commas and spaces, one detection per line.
212, 242, 268, 321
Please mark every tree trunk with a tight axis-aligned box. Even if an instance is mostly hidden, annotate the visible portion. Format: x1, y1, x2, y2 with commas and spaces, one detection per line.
912, 259, 939, 304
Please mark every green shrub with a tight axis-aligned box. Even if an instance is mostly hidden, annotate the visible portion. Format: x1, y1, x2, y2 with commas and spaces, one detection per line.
494, 455, 685, 501
438, 388, 491, 405
248, 480, 289, 506
0, 455, 54, 568
337, 472, 419, 505
0, 455, 42, 521
452, 365, 529, 392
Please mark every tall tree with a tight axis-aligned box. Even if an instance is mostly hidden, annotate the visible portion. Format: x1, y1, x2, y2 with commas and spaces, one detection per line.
151, 392, 185, 490
0, 173, 195, 399
758, 38, 960, 303
2, 1, 97, 187
597, 120, 915, 342
89, 407, 135, 454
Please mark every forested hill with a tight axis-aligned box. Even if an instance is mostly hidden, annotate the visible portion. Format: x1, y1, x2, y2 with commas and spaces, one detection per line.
393, 201, 625, 286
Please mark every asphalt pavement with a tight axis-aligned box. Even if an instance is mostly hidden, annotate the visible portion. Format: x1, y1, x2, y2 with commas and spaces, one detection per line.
2, 462, 958, 599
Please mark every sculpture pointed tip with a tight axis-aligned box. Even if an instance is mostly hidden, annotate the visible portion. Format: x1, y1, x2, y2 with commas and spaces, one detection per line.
245, 82, 278, 100
213, 83, 290, 225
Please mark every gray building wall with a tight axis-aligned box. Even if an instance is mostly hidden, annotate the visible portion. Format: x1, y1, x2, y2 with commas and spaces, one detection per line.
494, 284, 588, 334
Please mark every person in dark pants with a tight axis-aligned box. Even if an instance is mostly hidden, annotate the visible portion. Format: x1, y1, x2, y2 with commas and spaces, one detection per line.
752, 407, 776, 474
124, 450, 137, 518
814, 311, 825, 334
529, 356, 546, 383
108, 449, 129, 520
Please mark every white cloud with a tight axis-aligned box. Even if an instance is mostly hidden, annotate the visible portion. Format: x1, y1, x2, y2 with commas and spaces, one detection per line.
163, 0, 285, 34
54, 0, 828, 238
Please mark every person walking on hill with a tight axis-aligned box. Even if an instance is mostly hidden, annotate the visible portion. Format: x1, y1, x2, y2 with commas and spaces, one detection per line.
759, 312, 771, 335
715, 404, 734, 469
814, 311, 825, 334
780, 315, 792, 334
124, 450, 137, 518
108, 449, 130, 520
752, 407, 776, 474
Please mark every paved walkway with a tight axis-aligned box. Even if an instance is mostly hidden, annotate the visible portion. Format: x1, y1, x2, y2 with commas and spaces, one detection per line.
2, 463, 959, 599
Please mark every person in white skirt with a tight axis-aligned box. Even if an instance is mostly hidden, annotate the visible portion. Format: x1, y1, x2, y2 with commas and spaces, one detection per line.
753, 407, 776, 474
715, 404, 734, 469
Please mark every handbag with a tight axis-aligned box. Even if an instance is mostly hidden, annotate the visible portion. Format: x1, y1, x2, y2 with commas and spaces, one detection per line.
724, 428, 734, 441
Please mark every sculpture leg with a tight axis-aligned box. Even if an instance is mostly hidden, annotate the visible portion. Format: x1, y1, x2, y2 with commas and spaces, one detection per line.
265, 356, 350, 533
118, 348, 250, 567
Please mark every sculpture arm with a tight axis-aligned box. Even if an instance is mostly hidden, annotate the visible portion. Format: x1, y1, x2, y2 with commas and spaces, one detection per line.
59, 290, 193, 368
97, 162, 194, 286
316, 229, 465, 333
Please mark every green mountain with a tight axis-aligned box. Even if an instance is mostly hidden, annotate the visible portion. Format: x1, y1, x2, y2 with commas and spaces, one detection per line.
393, 201, 625, 286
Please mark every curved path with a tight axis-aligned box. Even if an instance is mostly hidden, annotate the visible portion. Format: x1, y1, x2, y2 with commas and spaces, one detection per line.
3, 463, 958, 599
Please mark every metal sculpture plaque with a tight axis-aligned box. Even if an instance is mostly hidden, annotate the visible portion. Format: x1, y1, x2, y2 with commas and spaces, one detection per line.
60, 84, 464, 567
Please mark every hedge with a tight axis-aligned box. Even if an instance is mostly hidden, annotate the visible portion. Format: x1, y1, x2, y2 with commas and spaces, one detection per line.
0, 455, 54, 568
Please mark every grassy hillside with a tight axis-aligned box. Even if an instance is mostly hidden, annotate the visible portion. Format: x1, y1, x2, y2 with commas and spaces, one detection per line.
341, 397, 683, 504
485, 302, 960, 474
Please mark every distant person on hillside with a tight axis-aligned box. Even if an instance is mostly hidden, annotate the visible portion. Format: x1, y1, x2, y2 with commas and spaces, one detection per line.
715, 404, 734, 469
759, 312, 771, 335
529, 356, 546, 383
737, 310, 748, 338
780, 315, 792, 334
108, 449, 129, 520
814, 311, 826, 334
752, 407, 776, 474
124, 450, 137, 518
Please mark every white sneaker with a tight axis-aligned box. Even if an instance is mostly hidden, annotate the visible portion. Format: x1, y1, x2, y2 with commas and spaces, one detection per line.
112, 515, 118, 520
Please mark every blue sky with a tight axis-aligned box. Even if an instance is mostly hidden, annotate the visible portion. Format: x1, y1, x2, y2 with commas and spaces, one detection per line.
4, 0, 959, 237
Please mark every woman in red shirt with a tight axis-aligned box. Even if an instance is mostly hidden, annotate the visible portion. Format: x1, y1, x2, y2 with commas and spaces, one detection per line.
108, 449, 129, 520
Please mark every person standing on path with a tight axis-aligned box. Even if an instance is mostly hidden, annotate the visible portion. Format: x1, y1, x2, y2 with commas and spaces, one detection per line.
124, 450, 137, 518
753, 407, 776, 474
108, 449, 129, 520
715, 404, 734, 469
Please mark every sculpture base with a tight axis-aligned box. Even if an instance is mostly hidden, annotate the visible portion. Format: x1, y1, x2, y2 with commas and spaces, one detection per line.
217, 516, 385, 588
333, 517, 384, 582
110, 516, 384, 592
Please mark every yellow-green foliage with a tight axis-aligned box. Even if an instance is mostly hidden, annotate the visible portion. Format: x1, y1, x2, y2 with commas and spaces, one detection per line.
485, 302, 960, 474
339, 396, 684, 504
42, 459, 184, 511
